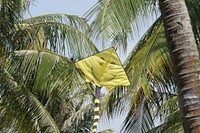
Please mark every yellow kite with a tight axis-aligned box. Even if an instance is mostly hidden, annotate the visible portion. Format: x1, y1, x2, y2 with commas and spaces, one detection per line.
75, 48, 130, 91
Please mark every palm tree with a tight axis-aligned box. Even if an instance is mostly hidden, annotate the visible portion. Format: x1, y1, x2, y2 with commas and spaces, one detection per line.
86, 0, 200, 132
159, 0, 200, 132
0, 0, 31, 65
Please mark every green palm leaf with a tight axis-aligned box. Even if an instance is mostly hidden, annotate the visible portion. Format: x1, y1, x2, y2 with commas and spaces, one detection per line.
0, 68, 60, 133
86, 0, 200, 50
186, 0, 200, 46
124, 17, 175, 104
0, 0, 32, 15
61, 100, 93, 133
148, 96, 183, 133
3, 50, 98, 132
22, 14, 98, 59
1, 50, 75, 132
120, 96, 154, 133
85, 0, 158, 50
103, 18, 176, 133
0, 0, 33, 61
9, 50, 78, 122
1, 13, 98, 62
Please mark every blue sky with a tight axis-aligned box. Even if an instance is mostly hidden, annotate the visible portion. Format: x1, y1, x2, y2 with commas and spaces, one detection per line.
29, 0, 97, 17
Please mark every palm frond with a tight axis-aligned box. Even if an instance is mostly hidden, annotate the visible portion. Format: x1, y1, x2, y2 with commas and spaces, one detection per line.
1, 0, 32, 14
120, 96, 155, 133
124, 17, 176, 102
159, 96, 179, 120
1, 13, 98, 61
148, 111, 183, 133
19, 14, 98, 60
0, 68, 60, 133
104, 87, 129, 117
85, 0, 158, 50
6, 50, 98, 132
147, 96, 183, 133
6, 50, 76, 131
61, 102, 93, 133
8, 50, 79, 120
103, 18, 176, 133
0, 0, 34, 60
186, 0, 200, 46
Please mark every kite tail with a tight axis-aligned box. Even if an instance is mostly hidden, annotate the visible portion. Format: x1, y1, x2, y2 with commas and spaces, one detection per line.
92, 86, 101, 133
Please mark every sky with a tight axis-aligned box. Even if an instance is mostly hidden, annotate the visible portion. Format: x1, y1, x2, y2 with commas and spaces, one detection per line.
29, 0, 97, 17
28, 0, 126, 132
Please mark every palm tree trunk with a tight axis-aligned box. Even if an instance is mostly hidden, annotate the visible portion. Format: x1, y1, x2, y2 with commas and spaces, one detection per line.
159, 0, 200, 132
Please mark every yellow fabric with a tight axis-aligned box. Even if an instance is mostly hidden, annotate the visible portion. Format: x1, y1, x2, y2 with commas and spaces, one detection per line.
94, 99, 100, 103
94, 107, 100, 112
94, 115, 100, 119
75, 48, 130, 91
93, 122, 98, 126
92, 129, 97, 132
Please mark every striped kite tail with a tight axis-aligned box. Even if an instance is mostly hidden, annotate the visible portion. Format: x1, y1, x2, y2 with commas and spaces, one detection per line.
92, 86, 101, 133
